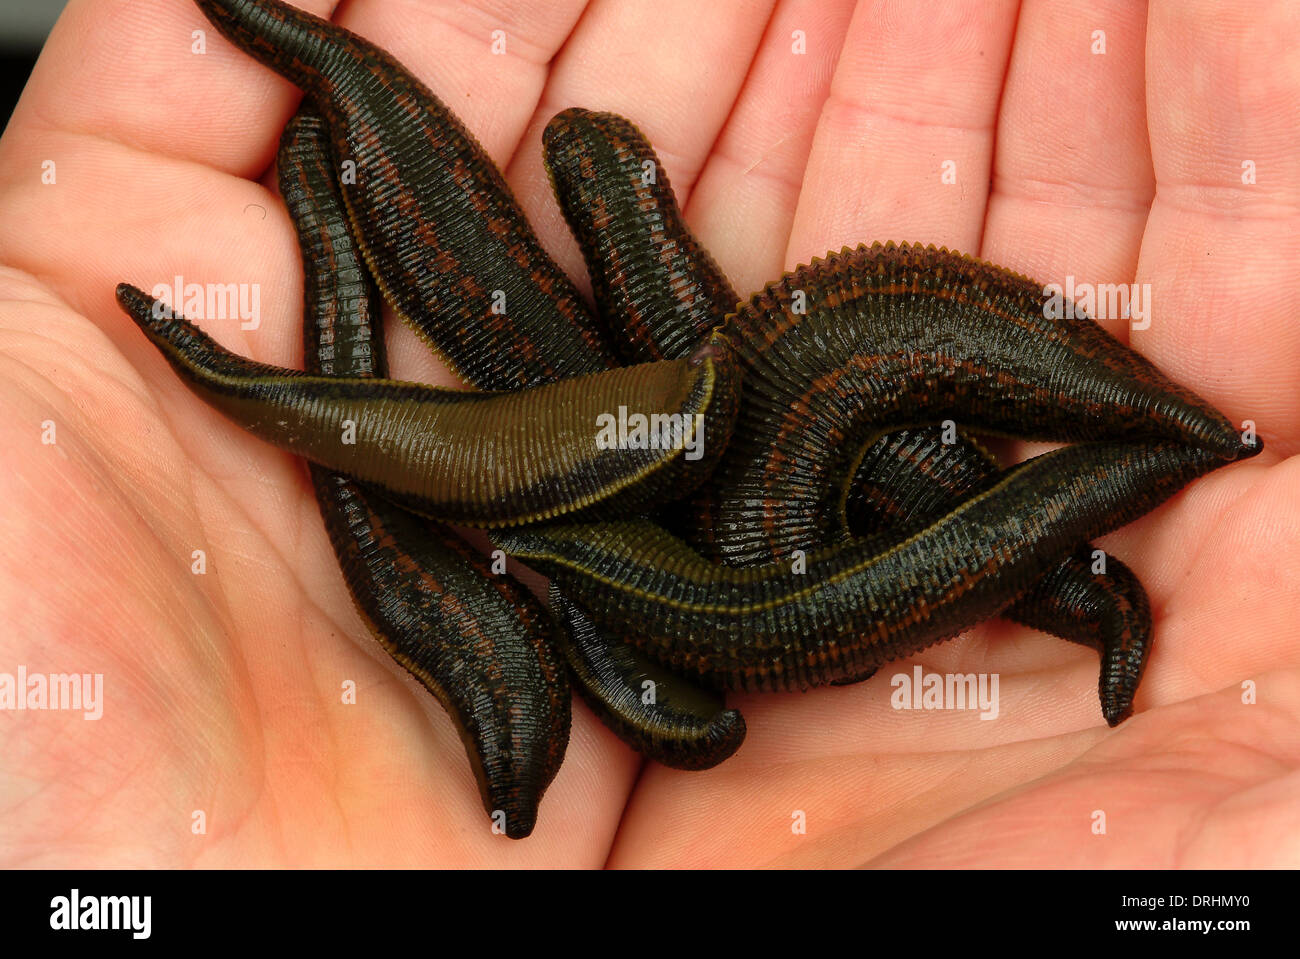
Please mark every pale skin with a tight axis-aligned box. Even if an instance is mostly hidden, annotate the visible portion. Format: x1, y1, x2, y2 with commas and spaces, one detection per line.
0, 0, 1296, 867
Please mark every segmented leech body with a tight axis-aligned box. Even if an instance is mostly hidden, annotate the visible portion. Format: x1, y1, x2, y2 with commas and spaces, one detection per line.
702, 242, 1248, 568
112, 0, 1261, 837
842, 427, 1152, 723
281, 110, 566, 839
492, 440, 1236, 693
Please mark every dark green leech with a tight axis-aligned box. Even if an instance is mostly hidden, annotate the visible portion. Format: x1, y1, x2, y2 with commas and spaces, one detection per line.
188, 2, 748, 767
193, 0, 619, 388
703, 242, 1255, 568
542, 109, 1155, 722
494, 440, 1240, 693
542, 108, 740, 364
281, 110, 566, 839
550, 586, 745, 769
117, 282, 737, 529
844, 427, 1152, 724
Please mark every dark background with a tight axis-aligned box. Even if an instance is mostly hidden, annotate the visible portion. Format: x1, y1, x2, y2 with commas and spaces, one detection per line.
0, 1, 68, 132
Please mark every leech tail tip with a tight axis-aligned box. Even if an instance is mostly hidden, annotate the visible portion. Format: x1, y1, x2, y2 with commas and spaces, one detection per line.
499, 804, 538, 840
542, 106, 592, 145
115, 283, 162, 330
1208, 420, 1264, 460
1237, 434, 1265, 459
115, 282, 147, 311
1103, 702, 1133, 728
491, 790, 543, 836
710, 708, 747, 758
1100, 667, 1140, 727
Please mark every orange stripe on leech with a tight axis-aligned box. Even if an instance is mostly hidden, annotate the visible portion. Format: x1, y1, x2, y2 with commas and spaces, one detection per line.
757, 349, 1098, 505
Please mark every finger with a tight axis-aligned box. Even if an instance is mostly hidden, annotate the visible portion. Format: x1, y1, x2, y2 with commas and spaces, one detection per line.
981, 0, 1154, 341
506, 0, 776, 292
1140, 0, 1300, 452
687, 0, 857, 296
786, 0, 1019, 267
7, 0, 338, 176
339, 0, 589, 168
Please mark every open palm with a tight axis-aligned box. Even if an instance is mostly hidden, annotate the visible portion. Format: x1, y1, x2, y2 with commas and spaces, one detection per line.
0, 0, 1296, 867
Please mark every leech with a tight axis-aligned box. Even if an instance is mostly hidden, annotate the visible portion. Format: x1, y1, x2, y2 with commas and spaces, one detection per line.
117, 282, 738, 529
700, 242, 1253, 568
193, 0, 618, 388
493, 440, 1245, 692
282, 110, 567, 838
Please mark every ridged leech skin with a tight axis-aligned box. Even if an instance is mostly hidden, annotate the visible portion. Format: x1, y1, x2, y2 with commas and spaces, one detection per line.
493, 440, 1246, 693
546, 555, 748, 770
542, 108, 1156, 723
542, 107, 740, 365
115, 282, 739, 529
281, 110, 566, 839
550, 586, 745, 769
192, 0, 619, 388
188, 4, 753, 768
701, 242, 1258, 568
843, 427, 1151, 725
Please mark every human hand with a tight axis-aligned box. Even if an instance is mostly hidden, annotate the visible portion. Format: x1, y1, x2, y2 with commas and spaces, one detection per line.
0, 0, 1294, 867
